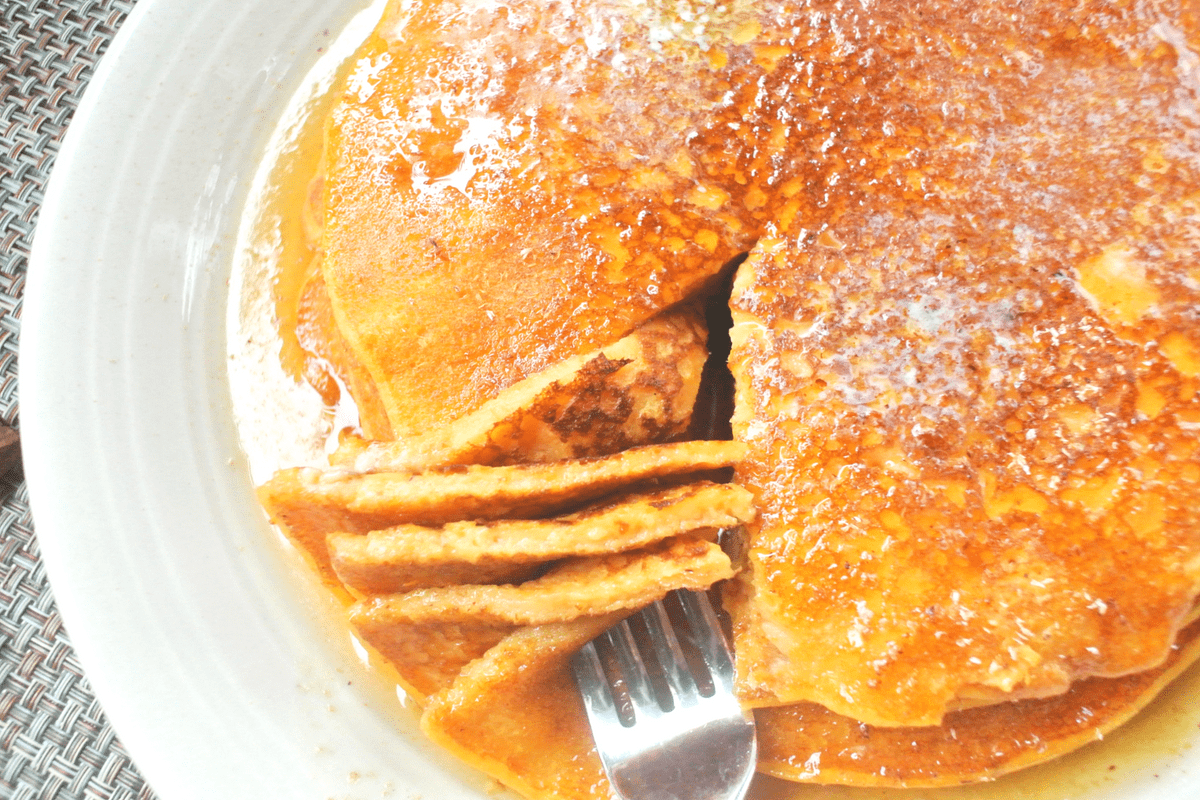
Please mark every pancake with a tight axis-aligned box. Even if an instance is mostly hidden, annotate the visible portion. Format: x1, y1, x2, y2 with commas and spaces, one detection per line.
356, 618, 514, 701
382, 600, 1200, 790
721, 2, 1200, 727
330, 306, 709, 472
254, 0, 1200, 789
351, 536, 732, 629
258, 439, 745, 579
322, 0, 762, 439
421, 615, 620, 800
329, 481, 754, 595
418, 609, 1200, 799
756, 615, 1200, 786
349, 535, 731, 700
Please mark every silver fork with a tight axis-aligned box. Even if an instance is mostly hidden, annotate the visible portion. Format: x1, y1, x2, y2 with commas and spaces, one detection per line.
571, 589, 756, 800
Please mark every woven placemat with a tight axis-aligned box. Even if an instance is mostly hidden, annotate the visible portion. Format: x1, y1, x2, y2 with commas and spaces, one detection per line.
0, 2, 158, 799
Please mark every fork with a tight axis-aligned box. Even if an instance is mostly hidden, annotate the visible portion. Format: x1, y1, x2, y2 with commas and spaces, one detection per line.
571, 589, 757, 800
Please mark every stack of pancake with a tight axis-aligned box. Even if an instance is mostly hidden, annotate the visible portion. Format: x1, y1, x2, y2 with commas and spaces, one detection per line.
255, 0, 1200, 797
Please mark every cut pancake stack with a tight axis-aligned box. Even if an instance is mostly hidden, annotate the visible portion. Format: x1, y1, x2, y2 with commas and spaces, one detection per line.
259, 441, 754, 800
252, 0, 1200, 797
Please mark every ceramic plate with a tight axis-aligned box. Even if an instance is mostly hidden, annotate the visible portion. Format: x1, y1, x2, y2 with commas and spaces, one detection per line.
20, 1, 1200, 799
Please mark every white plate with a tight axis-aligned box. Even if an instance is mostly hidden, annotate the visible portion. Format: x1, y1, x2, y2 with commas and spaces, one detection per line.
22, 2, 486, 799
20, 1, 1200, 799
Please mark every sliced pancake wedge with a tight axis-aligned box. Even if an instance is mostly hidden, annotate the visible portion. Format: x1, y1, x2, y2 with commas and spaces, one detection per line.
322, 0, 768, 439
420, 616, 618, 800
259, 441, 744, 578
329, 481, 754, 594
259, 440, 745, 579
349, 535, 733, 700
353, 536, 731, 626
331, 306, 709, 472
334, 555, 538, 598
354, 619, 514, 702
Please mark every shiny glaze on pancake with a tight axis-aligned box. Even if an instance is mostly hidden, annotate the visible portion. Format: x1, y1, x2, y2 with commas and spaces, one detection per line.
324, 1, 766, 435
725, 0, 1200, 726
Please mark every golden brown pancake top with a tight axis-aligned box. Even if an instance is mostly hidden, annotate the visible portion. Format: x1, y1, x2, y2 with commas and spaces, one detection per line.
324, 0, 770, 435
724, 0, 1200, 726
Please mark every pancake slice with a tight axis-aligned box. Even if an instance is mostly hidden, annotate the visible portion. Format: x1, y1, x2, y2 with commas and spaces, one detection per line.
350, 536, 732, 629
258, 440, 745, 579
329, 481, 754, 594
334, 556, 537, 599
350, 535, 733, 700
354, 619, 514, 701
330, 306, 709, 472
420, 615, 619, 800
756, 616, 1200, 787
322, 0, 765, 439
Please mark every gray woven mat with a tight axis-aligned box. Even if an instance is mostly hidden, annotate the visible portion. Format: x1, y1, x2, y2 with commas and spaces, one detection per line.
0, 2, 158, 799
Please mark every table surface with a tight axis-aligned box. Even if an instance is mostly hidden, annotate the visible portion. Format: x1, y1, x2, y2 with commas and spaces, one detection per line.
0, 1, 157, 798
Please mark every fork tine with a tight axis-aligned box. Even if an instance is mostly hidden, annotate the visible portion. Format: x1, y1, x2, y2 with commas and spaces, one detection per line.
606, 619, 662, 718
640, 600, 700, 705
574, 591, 756, 800
572, 640, 621, 724
676, 590, 737, 695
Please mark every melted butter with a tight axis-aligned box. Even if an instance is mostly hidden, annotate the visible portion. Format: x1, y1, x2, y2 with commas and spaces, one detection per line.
1075, 244, 1160, 329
